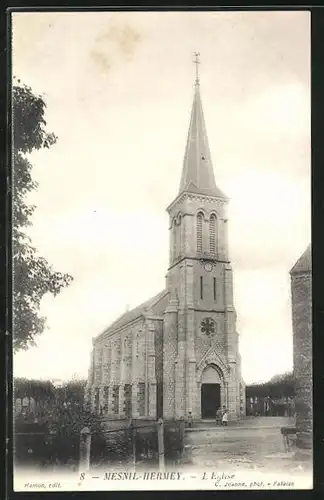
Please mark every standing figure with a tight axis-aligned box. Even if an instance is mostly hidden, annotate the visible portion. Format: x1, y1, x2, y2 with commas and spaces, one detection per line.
215, 407, 222, 425
187, 412, 193, 428
222, 408, 229, 427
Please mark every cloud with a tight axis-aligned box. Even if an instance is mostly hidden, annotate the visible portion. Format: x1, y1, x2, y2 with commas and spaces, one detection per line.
90, 49, 112, 73
90, 23, 141, 74
99, 24, 141, 59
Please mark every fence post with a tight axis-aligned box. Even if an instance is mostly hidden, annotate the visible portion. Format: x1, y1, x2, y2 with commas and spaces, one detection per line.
79, 427, 91, 473
157, 418, 165, 471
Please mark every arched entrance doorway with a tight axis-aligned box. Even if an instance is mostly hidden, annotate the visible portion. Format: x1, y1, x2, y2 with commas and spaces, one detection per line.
200, 365, 222, 419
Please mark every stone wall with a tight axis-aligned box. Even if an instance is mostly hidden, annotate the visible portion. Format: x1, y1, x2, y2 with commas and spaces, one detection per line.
88, 317, 155, 419
290, 245, 312, 450
154, 320, 164, 418
164, 191, 243, 421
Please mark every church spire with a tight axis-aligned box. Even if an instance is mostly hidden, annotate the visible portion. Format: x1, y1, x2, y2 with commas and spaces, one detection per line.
179, 54, 225, 198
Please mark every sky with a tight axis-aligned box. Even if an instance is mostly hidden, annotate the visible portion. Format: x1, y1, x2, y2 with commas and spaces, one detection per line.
12, 11, 310, 385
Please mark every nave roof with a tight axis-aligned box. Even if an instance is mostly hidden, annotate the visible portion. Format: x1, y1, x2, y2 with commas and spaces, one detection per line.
98, 289, 169, 339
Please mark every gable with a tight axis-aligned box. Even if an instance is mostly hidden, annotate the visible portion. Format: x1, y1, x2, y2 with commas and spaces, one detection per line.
97, 289, 169, 339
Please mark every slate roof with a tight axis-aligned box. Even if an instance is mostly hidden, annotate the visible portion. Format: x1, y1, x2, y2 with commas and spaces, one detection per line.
181, 181, 228, 200
98, 289, 169, 338
290, 244, 311, 274
178, 80, 227, 199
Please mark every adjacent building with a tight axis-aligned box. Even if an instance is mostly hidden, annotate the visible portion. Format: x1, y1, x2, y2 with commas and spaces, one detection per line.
290, 244, 312, 449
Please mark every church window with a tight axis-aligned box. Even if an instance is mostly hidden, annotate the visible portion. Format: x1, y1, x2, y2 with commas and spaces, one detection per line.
213, 277, 217, 301
112, 385, 119, 414
200, 317, 216, 337
138, 383, 145, 416
103, 386, 109, 413
209, 214, 216, 254
200, 276, 203, 299
136, 335, 140, 356
197, 213, 203, 252
172, 220, 177, 260
95, 388, 100, 415
91, 350, 95, 384
177, 215, 182, 256
123, 337, 128, 358
124, 384, 132, 417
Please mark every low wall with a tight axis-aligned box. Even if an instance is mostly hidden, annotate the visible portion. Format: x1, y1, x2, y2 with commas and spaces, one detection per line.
97, 418, 185, 462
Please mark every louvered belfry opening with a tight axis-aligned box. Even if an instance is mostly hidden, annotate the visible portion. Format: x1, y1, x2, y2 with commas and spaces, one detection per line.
209, 214, 216, 254
197, 212, 203, 252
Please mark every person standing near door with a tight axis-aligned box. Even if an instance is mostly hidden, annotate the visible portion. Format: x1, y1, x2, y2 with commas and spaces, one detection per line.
215, 407, 222, 425
222, 408, 229, 427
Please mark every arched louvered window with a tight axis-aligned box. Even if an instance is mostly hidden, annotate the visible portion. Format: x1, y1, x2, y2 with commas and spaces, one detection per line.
209, 214, 216, 254
172, 219, 177, 259
197, 212, 203, 252
136, 335, 140, 356
177, 215, 182, 256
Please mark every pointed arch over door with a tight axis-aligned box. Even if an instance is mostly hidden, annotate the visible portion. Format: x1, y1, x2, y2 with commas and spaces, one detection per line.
200, 364, 222, 419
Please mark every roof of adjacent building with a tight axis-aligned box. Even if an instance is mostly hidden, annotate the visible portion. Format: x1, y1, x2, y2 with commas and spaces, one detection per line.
290, 244, 311, 274
178, 79, 227, 199
99, 289, 169, 338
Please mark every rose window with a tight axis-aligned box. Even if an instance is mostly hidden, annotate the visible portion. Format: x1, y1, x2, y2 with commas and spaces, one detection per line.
200, 317, 216, 337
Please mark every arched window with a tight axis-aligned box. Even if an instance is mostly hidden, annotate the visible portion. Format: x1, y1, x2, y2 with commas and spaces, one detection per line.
197, 212, 203, 252
115, 341, 121, 361
172, 219, 176, 259
177, 214, 182, 256
209, 214, 216, 254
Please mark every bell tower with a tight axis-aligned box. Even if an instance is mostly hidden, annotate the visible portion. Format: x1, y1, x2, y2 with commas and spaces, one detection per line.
162, 54, 243, 421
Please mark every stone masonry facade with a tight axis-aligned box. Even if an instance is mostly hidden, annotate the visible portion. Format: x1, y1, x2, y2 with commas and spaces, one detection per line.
85, 296, 168, 420
162, 191, 244, 421
290, 244, 312, 449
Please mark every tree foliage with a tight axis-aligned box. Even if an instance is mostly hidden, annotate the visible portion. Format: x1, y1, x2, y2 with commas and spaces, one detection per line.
246, 371, 295, 399
14, 377, 56, 400
55, 378, 87, 405
44, 379, 106, 463
14, 377, 106, 465
12, 79, 73, 351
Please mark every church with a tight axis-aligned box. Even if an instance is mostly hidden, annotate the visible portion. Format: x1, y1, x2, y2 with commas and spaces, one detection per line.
85, 57, 245, 421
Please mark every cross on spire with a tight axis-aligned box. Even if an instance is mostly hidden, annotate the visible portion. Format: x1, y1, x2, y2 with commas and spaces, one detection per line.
177, 52, 227, 199
193, 52, 200, 86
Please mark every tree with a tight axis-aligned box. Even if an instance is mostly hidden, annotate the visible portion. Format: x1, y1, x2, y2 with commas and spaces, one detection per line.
269, 371, 295, 385
246, 371, 295, 399
45, 379, 107, 464
55, 378, 87, 406
14, 377, 56, 401
12, 79, 73, 351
